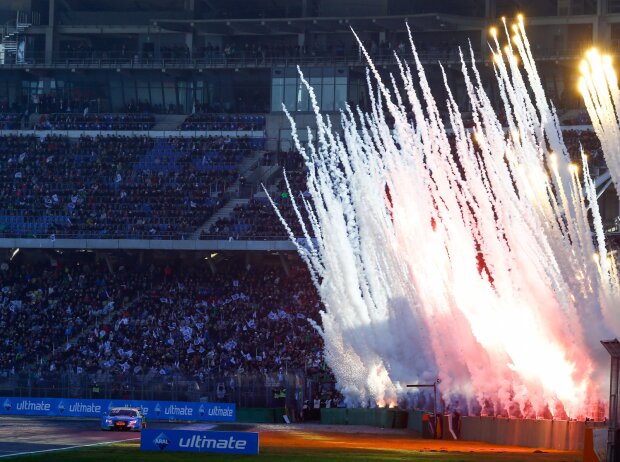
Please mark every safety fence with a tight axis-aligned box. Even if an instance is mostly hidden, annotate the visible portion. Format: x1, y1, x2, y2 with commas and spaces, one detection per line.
0, 369, 329, 416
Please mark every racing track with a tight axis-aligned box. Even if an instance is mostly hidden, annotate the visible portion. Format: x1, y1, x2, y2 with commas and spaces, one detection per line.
0, 417, 583, 461
0, 416, 225, 458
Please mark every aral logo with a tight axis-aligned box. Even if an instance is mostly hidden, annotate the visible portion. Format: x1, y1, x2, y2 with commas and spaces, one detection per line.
153, 432, 170, 450
3, 399, 11, 411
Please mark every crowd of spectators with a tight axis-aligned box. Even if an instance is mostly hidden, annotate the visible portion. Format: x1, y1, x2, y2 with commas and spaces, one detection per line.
0, 134, 258, 239
192, 38, 469, 63
0, 257, 325, 388
561, 110, 592, 126
0, 258, 132, 375
180, 113, 266, 131
57, 42, 136, 61
563, 128, 605, 166
35, 113, 156, 131
25, 94, 97, 116
20, 92, 183, 116
161, 44, 191, 60
44, 31, 593, 66
121, 100, 185, 115
51, 36, 473, 65
205, 128, 609, 241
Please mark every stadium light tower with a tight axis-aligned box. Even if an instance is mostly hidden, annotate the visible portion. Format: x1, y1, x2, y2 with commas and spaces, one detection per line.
601, 339, 620, 462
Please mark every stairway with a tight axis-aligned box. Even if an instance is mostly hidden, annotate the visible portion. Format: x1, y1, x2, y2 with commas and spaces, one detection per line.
151, 114, 188, 131
191, 198, 249, 239
253, 163, 283, 190
190, 150, 266, 239
224, 150, 265, 194
1, 11, 39, 64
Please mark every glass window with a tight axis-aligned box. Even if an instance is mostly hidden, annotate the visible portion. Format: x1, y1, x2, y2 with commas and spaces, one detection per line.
284, 77, 297, 111
297, 80, 310, 112
163, 80, 176, 111
178, 81, 188, 113
321, 80, 334, 112
194, 80, 203, 106
137, 81, 149, 105
309, 77, 322, 110
109, 80, 124, 111
124, 79, 137, 105
271, 77, 284, 112
335, 76, 347, 111
271, 67, 348, 113
150, 80, 164, 111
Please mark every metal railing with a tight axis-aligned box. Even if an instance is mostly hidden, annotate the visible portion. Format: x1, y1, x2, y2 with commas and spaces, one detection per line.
0, 370, 313, 410
0, 47, 595, 69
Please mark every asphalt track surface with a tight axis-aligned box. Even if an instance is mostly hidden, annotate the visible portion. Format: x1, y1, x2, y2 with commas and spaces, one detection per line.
0, 417, 582, 461
0, 416, 234, 459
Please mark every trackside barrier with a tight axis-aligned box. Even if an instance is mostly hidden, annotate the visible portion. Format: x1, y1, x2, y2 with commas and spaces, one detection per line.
459, 416, 589, 451
407, 410, 429, 434
141, 428, 259, 455
320, 408, 408, 428
320, 408, 597, 451
236, 407, 285, 423
0, 396, 235, 422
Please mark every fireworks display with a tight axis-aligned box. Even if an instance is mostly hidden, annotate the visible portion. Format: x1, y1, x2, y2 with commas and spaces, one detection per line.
271, 17, 620, 418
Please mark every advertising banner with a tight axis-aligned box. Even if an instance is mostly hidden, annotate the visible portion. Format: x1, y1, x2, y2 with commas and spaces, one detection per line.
141, 428, 259, 455
0, 397, 235, 422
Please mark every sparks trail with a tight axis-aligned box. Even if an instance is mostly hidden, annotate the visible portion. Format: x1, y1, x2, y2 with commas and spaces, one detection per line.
272, 18, 620, 419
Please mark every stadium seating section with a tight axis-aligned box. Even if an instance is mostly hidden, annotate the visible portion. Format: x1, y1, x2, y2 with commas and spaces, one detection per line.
204, 130, 605, 240
179, 113, 266, 131
0, 134, 265, 239
0, 129, 604, 241
35, 113, 156, 131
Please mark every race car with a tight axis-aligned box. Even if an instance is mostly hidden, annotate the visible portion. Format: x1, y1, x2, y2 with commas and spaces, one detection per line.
101, 407, 145, 431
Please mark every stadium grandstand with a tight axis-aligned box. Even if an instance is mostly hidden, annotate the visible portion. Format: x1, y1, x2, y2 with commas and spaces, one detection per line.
0, 0, 618, 417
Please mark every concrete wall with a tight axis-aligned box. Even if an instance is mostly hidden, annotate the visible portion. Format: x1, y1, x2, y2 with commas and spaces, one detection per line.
0, 237, 296, 250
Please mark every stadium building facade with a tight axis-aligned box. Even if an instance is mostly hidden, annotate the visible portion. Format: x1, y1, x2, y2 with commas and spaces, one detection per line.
0, 0, 617, 247
0, 0, 618, 408
0, 0, 615, 113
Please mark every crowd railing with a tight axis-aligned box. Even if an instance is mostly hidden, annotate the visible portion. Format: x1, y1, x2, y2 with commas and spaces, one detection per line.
0, 128, 268, 139
0, 369, 311, 410
0, 47, 596, 69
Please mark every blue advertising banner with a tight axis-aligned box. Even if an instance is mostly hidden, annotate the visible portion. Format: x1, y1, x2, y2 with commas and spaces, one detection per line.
0, 397, 235, 422
141, 428, 259, 455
